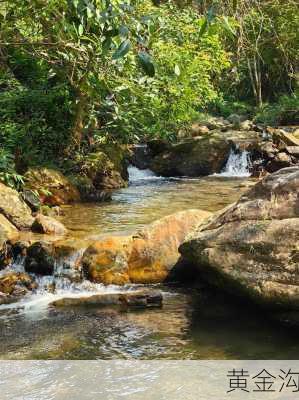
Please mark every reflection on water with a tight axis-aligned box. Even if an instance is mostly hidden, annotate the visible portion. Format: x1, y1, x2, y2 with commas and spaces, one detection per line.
60, 176, 250, 240
1, 173, 297, 360
1, 286, 299, 360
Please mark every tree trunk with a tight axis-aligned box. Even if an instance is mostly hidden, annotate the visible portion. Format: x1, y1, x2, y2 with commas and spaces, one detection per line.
71, 89, 87, 148
247, 57, 263, 107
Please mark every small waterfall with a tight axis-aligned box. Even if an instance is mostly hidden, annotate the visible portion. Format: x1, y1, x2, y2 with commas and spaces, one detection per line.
220, 148, 252, 177
0, 250, 133, 316
128, 165, 162, 183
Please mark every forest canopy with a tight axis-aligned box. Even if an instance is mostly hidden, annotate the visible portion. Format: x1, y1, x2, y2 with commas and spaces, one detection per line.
0, 0, 298, 183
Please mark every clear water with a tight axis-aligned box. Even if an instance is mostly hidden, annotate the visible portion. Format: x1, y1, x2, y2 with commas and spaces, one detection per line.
1, 169, 298, 360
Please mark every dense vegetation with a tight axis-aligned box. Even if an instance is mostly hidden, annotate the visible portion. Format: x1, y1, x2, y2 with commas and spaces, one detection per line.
0, 0, 298, 187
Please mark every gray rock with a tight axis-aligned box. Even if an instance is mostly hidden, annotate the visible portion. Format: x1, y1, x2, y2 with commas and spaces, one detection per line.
51, 290, 163, 309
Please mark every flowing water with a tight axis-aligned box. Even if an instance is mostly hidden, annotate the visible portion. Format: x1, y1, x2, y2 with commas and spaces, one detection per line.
219, 148, 252, 177
1, 164, 299, 360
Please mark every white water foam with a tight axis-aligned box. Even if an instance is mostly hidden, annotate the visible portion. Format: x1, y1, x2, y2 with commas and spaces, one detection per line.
219, 148, 252, 177
0, 251, 136, 318
128, 165, 164, 183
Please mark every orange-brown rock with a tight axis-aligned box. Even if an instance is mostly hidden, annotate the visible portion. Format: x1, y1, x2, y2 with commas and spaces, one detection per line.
82, 209, 211, 285
82, 236, 133, 285
0, 272, 36, 295
128, 209, 211, 283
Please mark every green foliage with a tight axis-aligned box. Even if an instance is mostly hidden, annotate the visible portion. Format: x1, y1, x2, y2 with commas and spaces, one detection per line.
255, 93, 299, 126
0, 149, 24, 190
0, 68, 73, 166
93, 1, 231, 140
0, 0, 297, 174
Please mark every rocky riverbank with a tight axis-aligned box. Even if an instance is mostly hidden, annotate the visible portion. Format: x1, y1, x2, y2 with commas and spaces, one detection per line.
179, 166, 299, 324
132, 117, 299, 178
1, 122, 299, 324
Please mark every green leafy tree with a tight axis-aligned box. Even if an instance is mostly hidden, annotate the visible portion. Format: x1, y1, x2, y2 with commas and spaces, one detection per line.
0, 0, 156, 149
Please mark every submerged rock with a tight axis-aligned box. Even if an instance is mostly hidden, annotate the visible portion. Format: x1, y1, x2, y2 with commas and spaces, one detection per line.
179, 167, 299, 312
0, 182, 34, 230
24, 167, 81, 206
82, 209, 211, 285
51, 290, 163, 309
32, 214, 67, 236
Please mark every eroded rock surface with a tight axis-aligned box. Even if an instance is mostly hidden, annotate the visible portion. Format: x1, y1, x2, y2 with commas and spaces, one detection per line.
180, 167, 299, 312
82, 209, 211, 285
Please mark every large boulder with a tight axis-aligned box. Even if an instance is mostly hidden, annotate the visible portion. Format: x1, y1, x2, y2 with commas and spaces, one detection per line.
0, 182, 34, 229
149, 131, 261, 177
128, 209, 211, 283
82, 236, 133, 285
0, 215, 19, 244
79, 149, 127, 191
24, 168, 81, 206
69, 144, 129, 200
82, 209, 211, 285
0, 215, 19, 268
180, 167, 299, 314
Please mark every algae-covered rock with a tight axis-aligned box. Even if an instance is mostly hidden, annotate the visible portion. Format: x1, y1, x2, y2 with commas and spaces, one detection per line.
150, 134, 231, 176
24, 168, 81, 206
149, 131, 263, 177
80, 150, 127, 190
51, 290, 163, 309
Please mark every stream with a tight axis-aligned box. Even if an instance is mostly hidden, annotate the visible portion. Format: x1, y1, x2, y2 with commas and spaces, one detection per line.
1, 153, 299, 360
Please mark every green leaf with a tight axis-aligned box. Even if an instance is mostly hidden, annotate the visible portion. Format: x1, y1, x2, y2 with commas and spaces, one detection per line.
199, 18, 208, 37
119, 25, 129, 37
137, 51, 155, 77
112, 39, 131, 59
174, 64, 180, 76
222, 16, 236, 37
78, 24, 83, 36
102, 37, 112, 53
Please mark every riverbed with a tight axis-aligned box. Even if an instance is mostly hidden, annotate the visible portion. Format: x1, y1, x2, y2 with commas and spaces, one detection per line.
1, 167, 299, 360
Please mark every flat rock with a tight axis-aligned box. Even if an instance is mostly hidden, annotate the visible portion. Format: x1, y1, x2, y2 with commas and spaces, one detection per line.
51, 290, 163, 309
